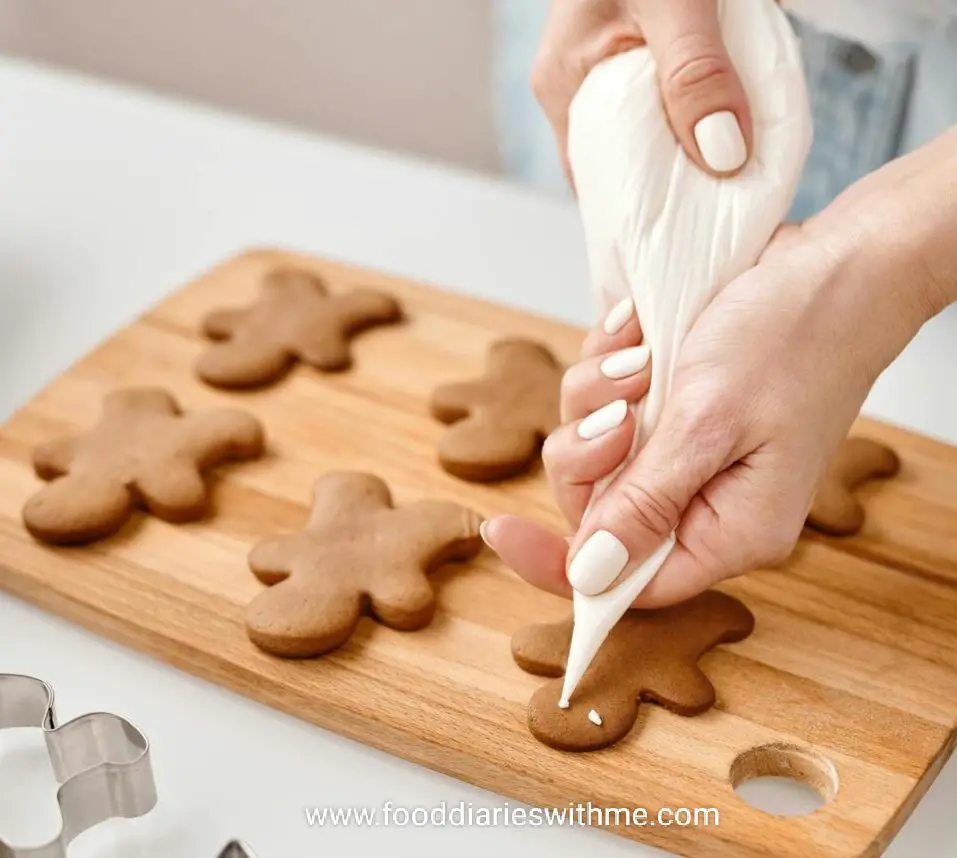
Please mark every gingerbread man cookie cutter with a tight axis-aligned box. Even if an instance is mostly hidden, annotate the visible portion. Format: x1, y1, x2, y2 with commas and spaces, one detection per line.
218, 841, 257, 858
0, 673, 157, 857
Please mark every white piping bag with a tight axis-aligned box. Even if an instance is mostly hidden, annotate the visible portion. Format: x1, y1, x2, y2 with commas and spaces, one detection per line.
559, 0, 813, 707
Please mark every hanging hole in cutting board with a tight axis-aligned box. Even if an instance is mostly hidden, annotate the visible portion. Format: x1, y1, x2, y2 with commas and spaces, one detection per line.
730, 743, 838, 817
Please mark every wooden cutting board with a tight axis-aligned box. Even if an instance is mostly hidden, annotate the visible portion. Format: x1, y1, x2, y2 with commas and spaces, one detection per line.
1, 248, 956, 858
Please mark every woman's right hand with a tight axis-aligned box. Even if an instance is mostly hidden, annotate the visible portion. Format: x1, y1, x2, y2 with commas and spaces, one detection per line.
484, 128, 957, 607
532, 0, 753, 182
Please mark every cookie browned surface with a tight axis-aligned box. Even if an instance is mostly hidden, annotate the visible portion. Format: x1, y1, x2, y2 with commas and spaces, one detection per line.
430, 338, 562, 481
807, 436, 901, 536
512, 591, 754, 752
196, 266, 402, 388
23, 387, 265, 545
245, 472, 483, 658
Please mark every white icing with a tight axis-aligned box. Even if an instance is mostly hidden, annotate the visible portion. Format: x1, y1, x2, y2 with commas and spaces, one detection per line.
588, 709, 603, 727
561, 0, 812, 706
557, 698, 570, 710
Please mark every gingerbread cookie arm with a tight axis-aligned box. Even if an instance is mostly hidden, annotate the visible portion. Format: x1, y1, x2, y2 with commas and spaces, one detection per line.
388, 500, 483, 570
23, 472, 134, 544
177, 410, 265, 467
511, 620, 572, 678
430, 381, 495, 423
32, 436, 80, 479
487, 339, 561, 377
330, 289, 402, 332
104, 387, 179, 417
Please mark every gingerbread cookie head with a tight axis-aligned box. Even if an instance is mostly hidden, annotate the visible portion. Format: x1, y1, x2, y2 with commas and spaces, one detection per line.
807, 437, 900, 536
196, 266, 402, 389
430, 338, 563, 481
512, 591, 754, 752
245, 472, 483, 658
23, 387, 264, 545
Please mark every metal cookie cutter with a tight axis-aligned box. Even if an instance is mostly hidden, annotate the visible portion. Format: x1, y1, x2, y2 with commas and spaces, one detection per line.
0, 673, 157, 858
218, 842, 257, 858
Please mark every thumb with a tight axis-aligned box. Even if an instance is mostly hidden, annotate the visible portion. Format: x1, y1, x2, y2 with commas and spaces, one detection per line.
637, 0, 752, 176
566, 406, 727, 596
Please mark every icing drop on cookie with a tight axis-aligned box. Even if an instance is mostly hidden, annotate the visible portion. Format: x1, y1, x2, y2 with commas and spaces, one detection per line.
588, 709, 603, 727
557, 698, 570, 710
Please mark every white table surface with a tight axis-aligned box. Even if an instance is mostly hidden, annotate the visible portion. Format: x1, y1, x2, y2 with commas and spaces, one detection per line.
2, 57, 957, 858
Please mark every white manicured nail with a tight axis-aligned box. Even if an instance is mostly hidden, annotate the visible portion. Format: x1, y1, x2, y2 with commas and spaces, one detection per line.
602, 298, 634, 335
694, 111, 747, 173
600, 346, 650, 380
479, 519, 491, 548
577, 399, 627, 440
567, 530, 630, 595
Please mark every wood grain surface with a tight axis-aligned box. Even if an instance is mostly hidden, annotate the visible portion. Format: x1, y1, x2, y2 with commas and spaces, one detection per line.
1, 248, 955, 858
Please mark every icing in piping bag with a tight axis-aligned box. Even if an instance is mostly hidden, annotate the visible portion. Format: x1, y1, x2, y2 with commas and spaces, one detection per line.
559, 0, 813, 707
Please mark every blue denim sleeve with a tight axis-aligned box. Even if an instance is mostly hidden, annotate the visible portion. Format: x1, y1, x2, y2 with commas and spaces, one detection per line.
786, 14, 917, 220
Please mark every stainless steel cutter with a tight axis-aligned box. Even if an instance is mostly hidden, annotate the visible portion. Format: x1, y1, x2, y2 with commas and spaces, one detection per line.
218, 842, 257, 858
0, 673, 157, 858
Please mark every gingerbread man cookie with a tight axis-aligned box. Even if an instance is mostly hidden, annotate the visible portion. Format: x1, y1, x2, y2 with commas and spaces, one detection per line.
196, 267, 402, 388
430, 338, 563, 481
807, 436, 900, 536
23, 387, 265, 545
512, 591, 754, 752
245, 472, 483, 657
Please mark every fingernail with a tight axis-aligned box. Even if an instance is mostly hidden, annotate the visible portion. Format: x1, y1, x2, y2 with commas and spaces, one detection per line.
577, 399, 627, 440
568, 530, 630, 595
600, 345, 650, 380
694, 111, 746, 173
479, 519, 492, 548
602, 298, 634, 335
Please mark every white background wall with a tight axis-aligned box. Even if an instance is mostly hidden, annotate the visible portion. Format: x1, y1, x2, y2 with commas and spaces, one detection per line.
0, 0, 502, 173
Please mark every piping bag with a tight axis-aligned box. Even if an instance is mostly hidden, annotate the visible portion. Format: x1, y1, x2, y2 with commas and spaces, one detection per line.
558, 0, 813, 708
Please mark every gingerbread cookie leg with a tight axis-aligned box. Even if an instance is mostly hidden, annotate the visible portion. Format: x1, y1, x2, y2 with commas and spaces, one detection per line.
246, 576, 365, 658
807, 437, 901, 536
202, 308, 247, 339
367, 570, 436, 630
197, 338, 295, 389
134, 461, 208, 522
437, 417, 546, 482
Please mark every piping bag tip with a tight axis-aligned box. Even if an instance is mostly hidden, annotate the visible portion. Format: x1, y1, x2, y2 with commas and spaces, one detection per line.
559, 532, 677, 708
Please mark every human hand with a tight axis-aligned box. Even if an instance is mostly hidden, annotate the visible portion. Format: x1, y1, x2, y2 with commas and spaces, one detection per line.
484, 123, 957, 607
532, 0, 752, 182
